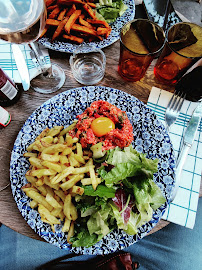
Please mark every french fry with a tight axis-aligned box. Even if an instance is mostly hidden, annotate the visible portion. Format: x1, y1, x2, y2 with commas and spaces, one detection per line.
52, 16, 68, 41
29, 157, 44, 169
31, 168, 56, 178
67, 221, 74, 243
45, 0, 56, 7
46, 19, 60, 26
41, 160, 62, 173
57, 8, 67, 21
22, 188, 53, 211
41, 153, 60, 162
79, 16, 94, 29
63, 194, 72, 220
38, 204, 60, 224
76, 143, 83, 156
47, 4, 58, 11
23, 152, 38, 158
60, 174, 84, 190
69, 185, 84, 196
54, 189, 66, 202
48, 7, 60, 19
89, 166, 97, 190
42, 144, 67, 154
46, 193, 62, 209
50, 166, 75, 184
65, 4, 77, 17
30, 200, 38, 209
59, 155, 69, 165
59, 121, 77, 136
81, 177, 101, 186
43, 176, 60, 190
62, 217, 71, 232
83, 4, 97, 19
64, 9, 82, 34
71, 24, 98, 38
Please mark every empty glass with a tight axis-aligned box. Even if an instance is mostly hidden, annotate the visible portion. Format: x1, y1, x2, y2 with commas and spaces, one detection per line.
70, 45, 106, 85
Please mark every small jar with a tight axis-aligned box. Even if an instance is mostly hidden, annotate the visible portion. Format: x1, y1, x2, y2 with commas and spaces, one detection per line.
0, 67, 21, 107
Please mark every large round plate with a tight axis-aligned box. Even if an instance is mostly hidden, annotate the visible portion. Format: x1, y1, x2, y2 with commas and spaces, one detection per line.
10, 86, 175, 255
38, 0, 135, 53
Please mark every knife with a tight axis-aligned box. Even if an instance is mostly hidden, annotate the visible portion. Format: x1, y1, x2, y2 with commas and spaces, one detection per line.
171, 101, 202, 201
12, 44, 30, 91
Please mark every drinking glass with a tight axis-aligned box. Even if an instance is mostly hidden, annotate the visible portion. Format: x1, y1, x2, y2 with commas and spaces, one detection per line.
70, 44, 106, 85
0, 0, 65, 94
154, 22, 202, 85
118, 19, 166, 82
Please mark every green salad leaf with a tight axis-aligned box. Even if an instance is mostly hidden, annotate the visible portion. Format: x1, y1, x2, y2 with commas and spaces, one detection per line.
84, 184, 116, 198
96, 0, 128, 23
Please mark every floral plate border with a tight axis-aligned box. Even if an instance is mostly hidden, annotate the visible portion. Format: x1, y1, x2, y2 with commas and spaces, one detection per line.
10, 86, 175, 255
38, 0, 135, 53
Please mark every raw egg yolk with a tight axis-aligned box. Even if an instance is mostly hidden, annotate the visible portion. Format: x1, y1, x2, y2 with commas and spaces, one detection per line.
91, 117, 115, 137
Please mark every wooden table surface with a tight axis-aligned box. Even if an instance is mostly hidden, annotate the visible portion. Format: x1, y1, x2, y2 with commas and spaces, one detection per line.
0, 40, 201, 242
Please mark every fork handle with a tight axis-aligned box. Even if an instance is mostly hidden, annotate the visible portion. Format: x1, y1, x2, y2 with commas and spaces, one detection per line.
171, 143, 191, 201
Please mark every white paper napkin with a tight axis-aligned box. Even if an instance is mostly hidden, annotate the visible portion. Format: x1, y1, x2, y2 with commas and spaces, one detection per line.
147, 87, 202, 229
0, 39, 51, 84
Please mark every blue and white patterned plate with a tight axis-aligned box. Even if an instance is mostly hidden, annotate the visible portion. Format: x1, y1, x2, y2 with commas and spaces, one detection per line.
10, 86, 175, 255
38, 0, 135, 53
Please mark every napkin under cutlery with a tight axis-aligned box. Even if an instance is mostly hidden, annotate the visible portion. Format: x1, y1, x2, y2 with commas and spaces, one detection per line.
147, 87, 202, 229
0, 40, 51, 85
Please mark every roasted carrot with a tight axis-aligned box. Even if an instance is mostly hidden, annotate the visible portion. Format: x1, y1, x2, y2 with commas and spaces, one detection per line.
65, 9, 82, 34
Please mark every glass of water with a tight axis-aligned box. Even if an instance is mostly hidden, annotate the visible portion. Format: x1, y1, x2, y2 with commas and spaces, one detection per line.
69, 44, 106, 85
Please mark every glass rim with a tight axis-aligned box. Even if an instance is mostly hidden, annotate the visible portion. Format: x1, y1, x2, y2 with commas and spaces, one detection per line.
119, 18, 166, 56
165, 21, 202, 59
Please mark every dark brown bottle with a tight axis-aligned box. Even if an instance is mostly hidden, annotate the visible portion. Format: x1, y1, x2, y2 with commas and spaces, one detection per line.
0, 68, 22, 107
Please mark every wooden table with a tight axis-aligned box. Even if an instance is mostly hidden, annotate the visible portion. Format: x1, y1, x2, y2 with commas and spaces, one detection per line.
0, 40, 201, 242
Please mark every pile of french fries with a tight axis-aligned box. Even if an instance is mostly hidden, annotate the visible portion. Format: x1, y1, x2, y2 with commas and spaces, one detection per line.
42, 0, 112, 44
22, 123, 101, 243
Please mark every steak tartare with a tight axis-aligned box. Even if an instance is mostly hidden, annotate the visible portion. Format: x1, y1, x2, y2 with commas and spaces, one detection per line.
69, 100, 134, 150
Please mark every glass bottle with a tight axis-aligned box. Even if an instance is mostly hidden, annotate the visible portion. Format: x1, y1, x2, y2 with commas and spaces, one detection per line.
0, 67, 21, 107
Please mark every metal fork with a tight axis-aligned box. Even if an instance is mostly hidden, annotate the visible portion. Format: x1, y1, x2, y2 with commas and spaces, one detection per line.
165, 90, 186, 131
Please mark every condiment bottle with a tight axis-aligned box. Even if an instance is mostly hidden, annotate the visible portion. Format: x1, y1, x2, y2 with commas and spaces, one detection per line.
0, 106, 11, 127
0, 67, 21, 106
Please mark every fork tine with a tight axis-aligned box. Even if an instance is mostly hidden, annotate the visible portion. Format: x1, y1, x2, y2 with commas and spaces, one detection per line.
173, 91, 186, 112
165, 90, 186, 132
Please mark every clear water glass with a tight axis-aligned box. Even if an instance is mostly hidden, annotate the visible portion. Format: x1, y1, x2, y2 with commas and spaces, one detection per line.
70, 45, 106, 85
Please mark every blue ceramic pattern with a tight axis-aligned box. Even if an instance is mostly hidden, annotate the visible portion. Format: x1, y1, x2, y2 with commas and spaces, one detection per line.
10, 86, 175, 255
38, 0, 135, 53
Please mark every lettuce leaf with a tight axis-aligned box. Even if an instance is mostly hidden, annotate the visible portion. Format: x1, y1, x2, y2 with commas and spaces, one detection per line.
96, 0, 128, 23
84, 184, 116, 198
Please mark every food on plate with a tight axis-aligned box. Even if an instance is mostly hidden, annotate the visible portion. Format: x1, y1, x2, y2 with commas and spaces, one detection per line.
22, 101, 166, 248
42, 0, 112, 43
69, 100, 134, 150
96, 0, 128, 23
